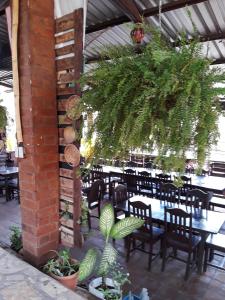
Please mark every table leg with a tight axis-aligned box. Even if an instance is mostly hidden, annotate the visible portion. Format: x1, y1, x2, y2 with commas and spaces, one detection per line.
197, 232, 208, 274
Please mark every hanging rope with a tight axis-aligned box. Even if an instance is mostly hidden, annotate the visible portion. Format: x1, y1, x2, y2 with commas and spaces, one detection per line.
159, 0, 162, 32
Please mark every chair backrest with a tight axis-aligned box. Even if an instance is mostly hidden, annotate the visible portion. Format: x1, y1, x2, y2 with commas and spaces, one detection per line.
174, 175, 191, 184
185, 189, 210, 210
128, 200, 152, 236
144, 161, 153, 169
138, 171, 151, 177
164, 208, 193, 247
87, 179, 105, 206
92, 165, 103, 172
123, 173, 137, 188
127, 161, 137, 168
159, 183, 179, 203
113, 184, 128, 206
156, 173, 172, 182
124, 168, 136, 175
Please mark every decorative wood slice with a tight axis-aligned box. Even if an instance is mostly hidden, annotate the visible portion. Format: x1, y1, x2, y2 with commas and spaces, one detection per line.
60, 201, 73, 213
66, 95, 82, 120
64, 144, 80, 167
60, 177, 73, 189
60, 217, 73, 229
63, 126, 78, 144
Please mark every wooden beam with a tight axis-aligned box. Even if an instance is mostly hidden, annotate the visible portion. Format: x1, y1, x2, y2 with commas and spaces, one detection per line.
86, 0, 207, 34
113, 0, 142, 23
173, 32, 225, 46
211, 59, 225, 65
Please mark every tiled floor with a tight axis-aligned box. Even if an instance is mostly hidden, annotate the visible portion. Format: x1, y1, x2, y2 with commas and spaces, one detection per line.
1, 198, 225, 300
0, 197, 21, 245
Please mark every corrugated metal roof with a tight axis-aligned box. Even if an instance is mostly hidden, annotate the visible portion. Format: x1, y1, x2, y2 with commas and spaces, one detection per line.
85, 0, 225, 64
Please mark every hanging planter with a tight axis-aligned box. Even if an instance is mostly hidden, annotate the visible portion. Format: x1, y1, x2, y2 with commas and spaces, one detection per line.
79, 25, 225, 172
130, 23, 144, 44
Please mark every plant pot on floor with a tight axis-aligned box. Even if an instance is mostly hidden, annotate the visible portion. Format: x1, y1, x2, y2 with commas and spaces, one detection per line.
50, 270, 79, 290
89, 277, 121, 300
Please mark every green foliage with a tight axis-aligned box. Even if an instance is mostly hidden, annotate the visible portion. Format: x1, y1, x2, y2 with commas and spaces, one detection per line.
9, 226, 22, 252
79, 248, 98, 281
80, 27, 225, 171
43, 249, 79, 277
0, 102, 7, 129
79, 204, 144, 282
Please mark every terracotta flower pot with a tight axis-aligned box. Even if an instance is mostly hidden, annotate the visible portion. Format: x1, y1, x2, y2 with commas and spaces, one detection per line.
50, 271, 79, 290
49, 258, 79, 290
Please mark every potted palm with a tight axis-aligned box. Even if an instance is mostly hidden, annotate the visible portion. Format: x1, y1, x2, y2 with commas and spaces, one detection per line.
78, 203, 144, 299
43, 249, 79, 290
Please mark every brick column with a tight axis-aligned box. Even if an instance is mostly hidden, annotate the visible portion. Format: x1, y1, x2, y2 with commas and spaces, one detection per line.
18, 0, 59, 266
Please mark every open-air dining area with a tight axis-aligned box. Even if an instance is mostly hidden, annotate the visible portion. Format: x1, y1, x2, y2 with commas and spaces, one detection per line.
1, 0, 225, 299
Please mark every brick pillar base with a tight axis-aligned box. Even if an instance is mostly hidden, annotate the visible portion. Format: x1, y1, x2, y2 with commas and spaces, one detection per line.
18, 0, 59, 266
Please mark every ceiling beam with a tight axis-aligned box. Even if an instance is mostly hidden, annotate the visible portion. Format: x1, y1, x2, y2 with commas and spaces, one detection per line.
0, 81, 12, 88
113, 0, 142, 23
86, 0, 207, 34
173, 32, 225, 46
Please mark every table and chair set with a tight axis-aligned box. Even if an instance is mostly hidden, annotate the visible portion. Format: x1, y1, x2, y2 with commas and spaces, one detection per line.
0, 167, 19, 202
82, 164, 225, 280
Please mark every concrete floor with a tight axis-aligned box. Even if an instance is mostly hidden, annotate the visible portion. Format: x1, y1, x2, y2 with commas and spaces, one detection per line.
1, 198, 225, 300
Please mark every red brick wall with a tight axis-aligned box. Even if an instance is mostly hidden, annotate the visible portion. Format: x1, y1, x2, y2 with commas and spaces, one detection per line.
18, 0, 59, 266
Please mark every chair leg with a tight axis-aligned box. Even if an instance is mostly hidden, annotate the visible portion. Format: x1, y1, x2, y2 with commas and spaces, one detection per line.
148, 244, 153, 271
126, 237, 131, 263
161, 242, 167, 272
203, 246, 209, 272
209, 248, 214, 262
185, 252, 192, 281
88, 212, 91, 230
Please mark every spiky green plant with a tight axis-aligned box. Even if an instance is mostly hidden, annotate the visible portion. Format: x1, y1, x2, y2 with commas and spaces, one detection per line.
78, 203, 144, 287
79, 27, 225, 172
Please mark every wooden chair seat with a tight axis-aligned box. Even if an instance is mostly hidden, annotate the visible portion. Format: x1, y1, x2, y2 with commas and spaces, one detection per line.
206, 233, 225, 252
204, 233, 225, 272
166, 233, 201, 252
132, 226, 164, 242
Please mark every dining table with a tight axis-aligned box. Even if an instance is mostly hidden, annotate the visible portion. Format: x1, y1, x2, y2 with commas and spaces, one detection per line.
116, 195, 225, 274
96, 165, 225, 195
0, 167, 19, 178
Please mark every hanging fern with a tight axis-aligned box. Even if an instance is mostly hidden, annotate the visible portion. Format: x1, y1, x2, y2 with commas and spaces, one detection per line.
79, 27, 225, 171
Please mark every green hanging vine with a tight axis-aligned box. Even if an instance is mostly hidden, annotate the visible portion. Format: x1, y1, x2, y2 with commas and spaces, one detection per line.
79, 27, 225, 171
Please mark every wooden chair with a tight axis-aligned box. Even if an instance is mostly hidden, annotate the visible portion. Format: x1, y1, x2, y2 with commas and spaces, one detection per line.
122, 173, 138, 196
137, 176, 155, 198
158, 182, 180, 204
124, 168, 136, 175
86, 179, 105, 229
126, 200, 164, 271
138, 171, 152, 177
185, 189, 211, 210
6, 174, 20, 203
113, 184, 128, 221
162, 208, 201, 280
204, 233, 225, 272
156, 173, 172, 182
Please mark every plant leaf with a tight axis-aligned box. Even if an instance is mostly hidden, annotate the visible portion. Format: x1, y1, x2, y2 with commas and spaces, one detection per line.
98, 243, 117, 276
78, 248, 98, 281
110, 217, 144, 239
99, 204, 115, 239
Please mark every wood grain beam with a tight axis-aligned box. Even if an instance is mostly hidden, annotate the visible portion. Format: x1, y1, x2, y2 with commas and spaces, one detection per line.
113, 0, 142, 23
86, 0, 207, 34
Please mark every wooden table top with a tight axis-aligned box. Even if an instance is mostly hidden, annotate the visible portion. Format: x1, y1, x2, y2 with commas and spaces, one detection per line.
100, 166, 225, 193
0, 167, 19, 176
117, 195, 225, 235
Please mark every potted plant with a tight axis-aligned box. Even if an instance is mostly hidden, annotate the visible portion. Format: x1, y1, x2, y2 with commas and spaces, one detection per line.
78, 203, 144, 299
79, 25, 225, 173
9, 225, 22, 253
43, 249, 79, 290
